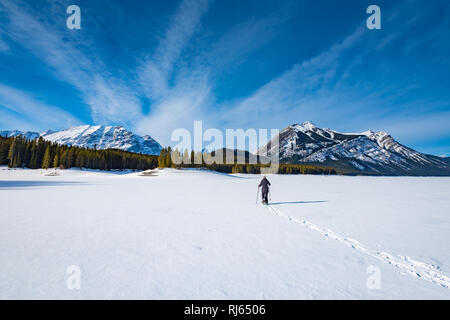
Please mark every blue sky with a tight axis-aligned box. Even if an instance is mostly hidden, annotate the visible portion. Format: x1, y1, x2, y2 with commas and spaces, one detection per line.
0, 0, 449, 155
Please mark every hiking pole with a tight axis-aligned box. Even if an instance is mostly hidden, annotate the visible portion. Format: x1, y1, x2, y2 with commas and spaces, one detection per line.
256, 186, 260, 204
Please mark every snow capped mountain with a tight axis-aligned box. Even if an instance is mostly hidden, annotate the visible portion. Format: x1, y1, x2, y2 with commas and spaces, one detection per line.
0, 125, 162, 155
2, 122, 448, 175
257, 121, 450, 175
41, 125, 162, 155
0, 130, 40, 140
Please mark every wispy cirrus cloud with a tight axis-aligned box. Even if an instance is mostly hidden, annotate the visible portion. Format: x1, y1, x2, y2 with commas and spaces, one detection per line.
1, 0, 295, 146
200, 7, 293, 75
138, 0, 209, 102
0, 83, 80, 130
135, 0, 211, 143
136, 1, 294, 144
221, 26, 366, 128
0, 0, 448, 155
0, 0, 142, 127
219, 0, 450, 150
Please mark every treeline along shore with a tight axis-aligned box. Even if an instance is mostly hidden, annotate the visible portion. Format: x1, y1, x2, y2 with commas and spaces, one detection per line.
0, 135, 336, 175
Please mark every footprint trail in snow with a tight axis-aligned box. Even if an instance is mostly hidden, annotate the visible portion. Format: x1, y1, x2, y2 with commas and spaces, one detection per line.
266, 204, 450, 289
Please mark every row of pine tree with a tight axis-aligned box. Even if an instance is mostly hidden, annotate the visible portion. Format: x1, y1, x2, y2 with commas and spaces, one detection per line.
0, 136, 336, 175
0, 136, 158, 170
157, 147, 337, 175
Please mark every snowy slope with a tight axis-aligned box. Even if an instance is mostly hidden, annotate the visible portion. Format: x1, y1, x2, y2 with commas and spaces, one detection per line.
0, 167, 449, 299
0, 125, 162, 155
0, 130, 40, 140
257, 122, 449, 175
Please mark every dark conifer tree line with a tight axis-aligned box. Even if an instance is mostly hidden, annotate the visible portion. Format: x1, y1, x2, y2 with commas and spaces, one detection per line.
0, 135, 158, 170
157, 147, 337, 175
0, 135, 336, 175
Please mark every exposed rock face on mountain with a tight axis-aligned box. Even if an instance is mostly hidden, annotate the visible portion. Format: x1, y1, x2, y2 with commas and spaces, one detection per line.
0, 125, 162, 155
257, 121, 450, 176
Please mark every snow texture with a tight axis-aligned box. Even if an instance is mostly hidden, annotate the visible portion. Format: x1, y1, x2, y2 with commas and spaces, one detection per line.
257, 121, 448, 173
0, 125, 162, 155
0, 167, 449, 299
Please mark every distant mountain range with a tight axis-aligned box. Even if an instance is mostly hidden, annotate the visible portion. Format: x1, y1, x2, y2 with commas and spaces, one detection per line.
2, 122, 449, 175
0, 125, 162, 155
257, 121, 450, 176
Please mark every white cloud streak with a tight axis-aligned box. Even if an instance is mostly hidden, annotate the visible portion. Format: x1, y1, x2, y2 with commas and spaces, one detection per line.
136, 1, 292, 145
1, 0, 448, 154
221, 26, 366, 128
0, 83, 81, 130
138, 0, 209, 101
217, 0, 450, 153
0, 0, 142, 127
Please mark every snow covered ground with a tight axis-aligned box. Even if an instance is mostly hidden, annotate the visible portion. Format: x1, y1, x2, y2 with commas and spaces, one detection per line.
0, 166, 449, 299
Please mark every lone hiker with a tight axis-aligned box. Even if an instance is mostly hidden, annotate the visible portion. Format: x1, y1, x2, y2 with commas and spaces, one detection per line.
258, 176, 271, 205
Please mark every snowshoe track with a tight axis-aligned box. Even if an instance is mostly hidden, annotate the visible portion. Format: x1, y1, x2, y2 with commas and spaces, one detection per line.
266, 204, 450, 289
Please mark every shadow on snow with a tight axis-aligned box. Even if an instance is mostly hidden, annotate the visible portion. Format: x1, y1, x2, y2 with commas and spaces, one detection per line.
0, 180, 84, 189
269, 200, 327, 205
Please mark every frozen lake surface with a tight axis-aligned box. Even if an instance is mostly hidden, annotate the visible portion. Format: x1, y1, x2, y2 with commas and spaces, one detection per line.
0, 167, 449, 299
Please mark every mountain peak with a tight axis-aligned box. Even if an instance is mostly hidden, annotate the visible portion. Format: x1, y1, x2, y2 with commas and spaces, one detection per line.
302, 120, 316, 126
362, 130, 389, 138
40, 125, 162, 155
257, 122, 448, 175
0, 125, 162, 155
299, 121, 317, 130
288, 121, 318, 132
361, 130, 375, 136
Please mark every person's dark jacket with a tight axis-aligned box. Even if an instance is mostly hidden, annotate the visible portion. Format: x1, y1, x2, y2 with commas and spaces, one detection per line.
259, 178, 271, 193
